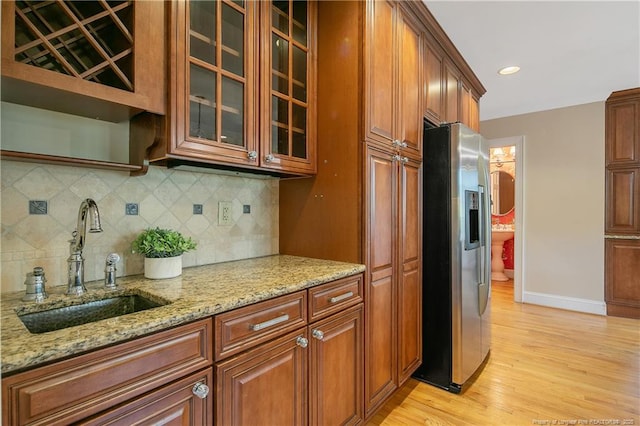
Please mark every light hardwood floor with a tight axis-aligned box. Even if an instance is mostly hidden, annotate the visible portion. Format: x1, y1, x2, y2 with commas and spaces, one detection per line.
367, 281, 640, 425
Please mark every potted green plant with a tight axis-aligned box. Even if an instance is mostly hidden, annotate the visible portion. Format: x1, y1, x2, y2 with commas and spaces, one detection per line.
132, 227, 197, 279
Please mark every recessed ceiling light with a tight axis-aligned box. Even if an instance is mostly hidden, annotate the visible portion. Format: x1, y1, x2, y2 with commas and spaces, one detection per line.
498, 66, 520, 75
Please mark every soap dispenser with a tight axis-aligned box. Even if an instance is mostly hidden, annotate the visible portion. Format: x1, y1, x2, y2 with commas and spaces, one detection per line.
23, 266, 48, 302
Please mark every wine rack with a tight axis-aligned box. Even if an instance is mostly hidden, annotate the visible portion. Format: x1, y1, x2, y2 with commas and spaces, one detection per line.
13, 0, 135, 92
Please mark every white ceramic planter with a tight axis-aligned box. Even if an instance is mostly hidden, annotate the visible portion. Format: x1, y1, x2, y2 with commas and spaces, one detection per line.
144, 255, 182, 279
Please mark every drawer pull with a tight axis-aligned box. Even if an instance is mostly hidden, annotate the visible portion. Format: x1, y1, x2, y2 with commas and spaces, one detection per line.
329, 291, 353, 304
250, 314, 289, 331
192, 382, 210, 399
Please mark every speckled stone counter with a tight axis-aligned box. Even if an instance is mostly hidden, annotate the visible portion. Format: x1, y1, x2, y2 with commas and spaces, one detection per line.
1, 255, 365, 375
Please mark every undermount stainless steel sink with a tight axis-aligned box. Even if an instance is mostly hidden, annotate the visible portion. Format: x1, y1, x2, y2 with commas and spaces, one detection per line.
18, 294, 169, 334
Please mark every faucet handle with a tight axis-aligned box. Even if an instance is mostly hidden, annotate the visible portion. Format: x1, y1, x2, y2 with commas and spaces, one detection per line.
104, 253, 121, 290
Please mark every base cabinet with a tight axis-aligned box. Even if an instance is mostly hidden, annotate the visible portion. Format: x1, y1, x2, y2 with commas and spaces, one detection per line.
214, 274, 364, 425
1, 319, 213, 426
605, 238, 640, 318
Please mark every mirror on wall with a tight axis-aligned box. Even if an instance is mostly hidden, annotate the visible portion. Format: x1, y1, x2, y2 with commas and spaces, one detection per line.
491, 170, 515, 215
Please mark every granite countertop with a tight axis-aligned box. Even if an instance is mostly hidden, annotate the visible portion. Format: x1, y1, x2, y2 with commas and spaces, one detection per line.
1, 255, 365, 375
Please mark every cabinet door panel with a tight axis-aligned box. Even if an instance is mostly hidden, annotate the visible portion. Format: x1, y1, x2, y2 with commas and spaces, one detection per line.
606, 98, 640, 166
367, 146, 396, 269
460, 80, 471, 128
605, 239, 640, 318
424, 37, 444, 125
261, 0, 317, 174
606, 168, 640, 234
444, 60, 460, 124
398, 159, 422, 384
309, 305, 363, 426
170, 0, 257, 165
365, 0, 395, 145
364, 144, 397, 416
397, 7, 423, 160
216, 329, 308, 426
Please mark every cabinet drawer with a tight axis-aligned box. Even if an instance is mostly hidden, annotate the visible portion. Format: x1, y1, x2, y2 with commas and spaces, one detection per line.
79, 368, 213, 426
2, 319, 212, 426
215, 291, 307, 360
308, 274, 364, 322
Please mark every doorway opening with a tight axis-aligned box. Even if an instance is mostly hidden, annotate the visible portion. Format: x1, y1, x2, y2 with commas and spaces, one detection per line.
489, 136, 524, 303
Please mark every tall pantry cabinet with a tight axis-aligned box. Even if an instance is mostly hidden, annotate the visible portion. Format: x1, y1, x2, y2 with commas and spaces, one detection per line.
280, 0, 421, 418
279, 0, 485, 419
605, 88, 640, 319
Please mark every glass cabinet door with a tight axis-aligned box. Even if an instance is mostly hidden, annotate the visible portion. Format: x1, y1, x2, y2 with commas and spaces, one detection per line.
262, 0, 316, 173
173, 0, 257, 163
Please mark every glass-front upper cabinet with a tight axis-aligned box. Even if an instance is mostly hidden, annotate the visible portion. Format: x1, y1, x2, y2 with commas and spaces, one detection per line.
169, 0, 258, 166
260, 0, 316, 174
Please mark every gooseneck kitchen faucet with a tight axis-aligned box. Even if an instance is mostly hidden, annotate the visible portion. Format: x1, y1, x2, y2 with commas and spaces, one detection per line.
67, 198, 103, 295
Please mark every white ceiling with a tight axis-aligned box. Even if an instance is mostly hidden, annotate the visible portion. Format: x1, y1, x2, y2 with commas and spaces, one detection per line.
425, 1, 640, 121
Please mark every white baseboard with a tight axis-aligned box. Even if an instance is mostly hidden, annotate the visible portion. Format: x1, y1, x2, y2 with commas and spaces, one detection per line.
523, 291, 607, 316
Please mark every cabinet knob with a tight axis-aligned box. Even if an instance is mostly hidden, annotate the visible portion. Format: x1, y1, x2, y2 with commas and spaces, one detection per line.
402, 156, 409, 163
247, 151, 258, 161
296, 336, 309, 348
265, 154, 275, 163
392, 140, 408, 149
312, 329, 324, 340
391, 154, 402, 162
192, 382, 210, 399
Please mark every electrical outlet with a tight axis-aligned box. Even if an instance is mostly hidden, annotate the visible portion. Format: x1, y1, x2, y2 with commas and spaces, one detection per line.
218, 201, 233, 225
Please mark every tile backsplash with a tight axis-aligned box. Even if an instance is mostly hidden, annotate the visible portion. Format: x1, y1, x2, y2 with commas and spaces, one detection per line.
0, 160, 279, 293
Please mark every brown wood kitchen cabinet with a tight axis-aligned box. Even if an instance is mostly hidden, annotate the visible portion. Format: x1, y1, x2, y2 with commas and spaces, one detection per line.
1, 0, 165, 122
365, 0, 423, 160
215, 274, 364, 425
1, 319, 213, 426
280, 0, 483, 420
423, 34, 444, 126
605, 87, 640, 318
146, 0, 316, 176
308, 275, 364, 425
1, 0, 166, 173
419, 16, 483, 130
365, 144, 422, 413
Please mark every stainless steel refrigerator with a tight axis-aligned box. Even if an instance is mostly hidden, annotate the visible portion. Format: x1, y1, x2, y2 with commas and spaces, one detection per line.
412, 122, 491, 393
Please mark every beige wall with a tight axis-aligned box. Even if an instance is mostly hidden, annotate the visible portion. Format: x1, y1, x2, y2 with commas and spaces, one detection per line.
481, 101, 606, 313
0, 161, 279, 293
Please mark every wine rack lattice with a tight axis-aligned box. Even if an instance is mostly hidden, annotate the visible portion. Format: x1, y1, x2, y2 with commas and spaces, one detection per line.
14, 0, 135, 92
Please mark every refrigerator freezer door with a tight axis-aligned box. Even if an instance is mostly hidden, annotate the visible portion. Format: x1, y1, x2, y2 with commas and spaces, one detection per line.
451, 124, 483, 386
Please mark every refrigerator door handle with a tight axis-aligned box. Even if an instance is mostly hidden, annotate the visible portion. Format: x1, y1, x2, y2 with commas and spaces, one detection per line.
478, 184, 490, 316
